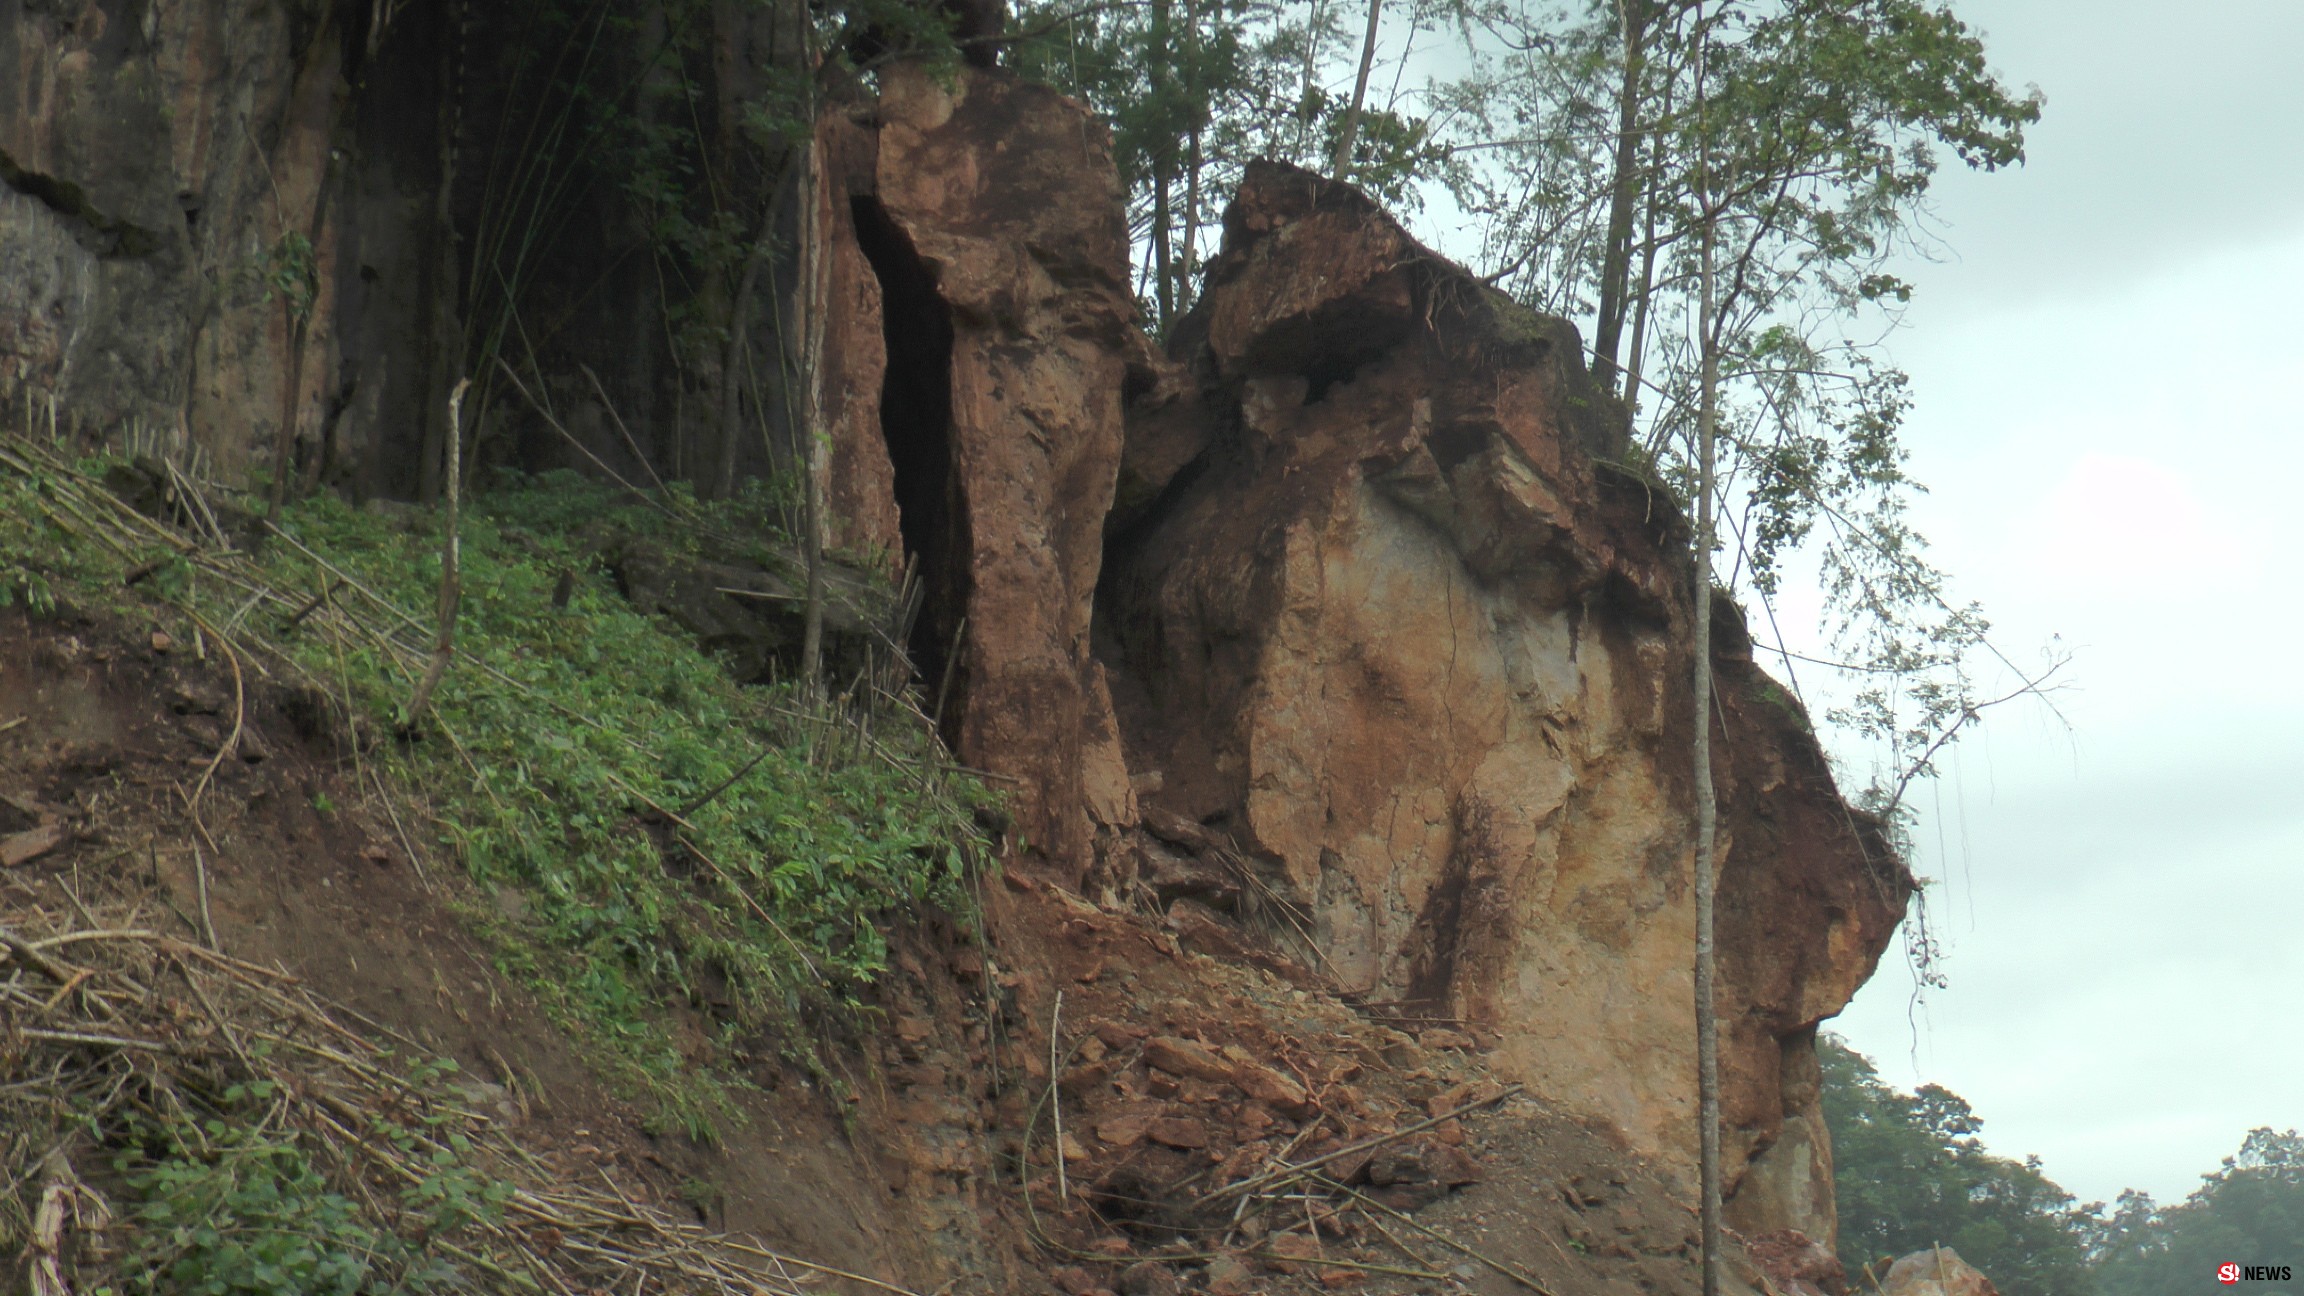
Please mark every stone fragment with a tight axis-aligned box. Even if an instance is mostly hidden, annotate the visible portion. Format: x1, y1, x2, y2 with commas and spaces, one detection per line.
1116, 1261, 1182, 1296
0, 824, 64, 868
1262, 1232, 1322, 1274
1232, 1063, 1310, 1117
1144, 1116, 1211, 1150
1202, 1255, 1255, 1296
1094, 1021, 1148, 1050
1743, 1227, 1845, 1296
1142, 1035, 1232, 1083
1096, 1114, 1152, 1147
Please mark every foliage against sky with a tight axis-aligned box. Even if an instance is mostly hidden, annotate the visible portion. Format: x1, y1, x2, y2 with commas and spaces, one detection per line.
1824, 1034, 2304, 1295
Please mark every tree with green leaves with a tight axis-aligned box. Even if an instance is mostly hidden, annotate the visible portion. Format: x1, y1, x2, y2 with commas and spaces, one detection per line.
2091, 1129, 2304, 1296
1012, 0, 1452, 333
1450, 0, 2050, 846
1820, 1035, 2097, 1296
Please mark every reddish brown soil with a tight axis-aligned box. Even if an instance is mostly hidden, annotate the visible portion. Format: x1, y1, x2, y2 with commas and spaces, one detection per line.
3, 601, 1764, 1296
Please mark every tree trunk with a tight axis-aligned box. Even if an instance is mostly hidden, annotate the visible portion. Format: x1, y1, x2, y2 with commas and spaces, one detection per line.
1621, 77, 1670, 428
1692, 18, 1723, 1296
1152, 168, 1174, 332
1692, 241, 1723, 1296
1150, 0, 1176, 331
1591, 0, 1651, 396
718, 201, 776, 501
1294, 0, 1330, 159
1329, 0, 1384, 179
1182, 121, 1202, 312
417, 12, 466, 505
796, 129, 827, 692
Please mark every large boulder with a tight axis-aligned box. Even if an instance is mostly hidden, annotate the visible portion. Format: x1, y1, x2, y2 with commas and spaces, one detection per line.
1099, 162, 1911, 1231
1883, 1248, 2002, 1296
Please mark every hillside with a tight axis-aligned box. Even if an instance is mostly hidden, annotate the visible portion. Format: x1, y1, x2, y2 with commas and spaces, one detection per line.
4, 7, 1912, 1294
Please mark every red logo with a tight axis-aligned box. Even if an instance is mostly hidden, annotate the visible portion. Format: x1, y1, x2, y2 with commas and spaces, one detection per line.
2218, 1263, 2241, 1285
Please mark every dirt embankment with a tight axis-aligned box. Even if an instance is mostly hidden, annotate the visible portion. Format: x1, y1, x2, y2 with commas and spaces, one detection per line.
4, 591, 1851, 1296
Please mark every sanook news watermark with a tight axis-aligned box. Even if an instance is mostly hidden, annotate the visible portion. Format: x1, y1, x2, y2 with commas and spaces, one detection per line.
2217, 1263, 2294, 1285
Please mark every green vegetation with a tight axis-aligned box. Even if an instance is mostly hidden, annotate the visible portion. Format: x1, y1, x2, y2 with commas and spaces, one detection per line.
1822, 1034, 2094, 1295
2092, 1130, 2304, 1296
0, 448, 991, 1137
0, 871, 831, 1293
113, 1074, 502, 1296
1824, 1035, 2304, 1296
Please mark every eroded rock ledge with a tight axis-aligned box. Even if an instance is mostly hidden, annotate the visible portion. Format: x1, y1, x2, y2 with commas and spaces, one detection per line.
817, 71, 1912, 1243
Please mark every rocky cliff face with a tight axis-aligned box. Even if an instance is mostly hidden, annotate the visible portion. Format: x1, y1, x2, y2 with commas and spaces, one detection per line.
811, 83, 1911, 1242
2, 1, 792, 500
1, 0, 349, 480
815, 66, 1153, 874
3, 6, 1909, 1249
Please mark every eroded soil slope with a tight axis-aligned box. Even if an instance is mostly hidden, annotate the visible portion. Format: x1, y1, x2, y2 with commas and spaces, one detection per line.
5, 592, 1819, 1295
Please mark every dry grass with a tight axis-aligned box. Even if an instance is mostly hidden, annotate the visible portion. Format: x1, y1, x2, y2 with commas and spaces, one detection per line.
1, 880, 916, 1295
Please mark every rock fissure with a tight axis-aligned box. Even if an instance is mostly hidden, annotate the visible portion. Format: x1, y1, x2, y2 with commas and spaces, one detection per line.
0, 146, 162, 258
850, 190, 968, 726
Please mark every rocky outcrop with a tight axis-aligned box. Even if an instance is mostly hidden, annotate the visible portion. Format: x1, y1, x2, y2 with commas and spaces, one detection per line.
1094, 162, 1910, 1235
816, 65, 1149, 873
1, 4, 802, 501
803, 86, 1910, 1246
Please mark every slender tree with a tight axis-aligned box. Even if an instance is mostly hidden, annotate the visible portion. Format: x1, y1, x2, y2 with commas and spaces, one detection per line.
1330, 0, 1385, 178
1688, 19, 1721, 1292
1589, 0, 1657, 396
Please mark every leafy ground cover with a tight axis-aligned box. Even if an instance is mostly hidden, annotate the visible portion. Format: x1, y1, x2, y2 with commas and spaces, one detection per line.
0, 440, 992, 1136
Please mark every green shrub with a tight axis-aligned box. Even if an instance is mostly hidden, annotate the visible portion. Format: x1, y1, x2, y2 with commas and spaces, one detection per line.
0, 456, 992, 1135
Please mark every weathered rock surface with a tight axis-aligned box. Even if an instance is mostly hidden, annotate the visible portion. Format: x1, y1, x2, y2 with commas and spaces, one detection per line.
1097, 161, 1910, 1232
807, 95, 1911, 1248
1883, 1247, 2003, 1296
1, 0, 344, 478
1, 5, 797, 500
819, 65, 1150, 875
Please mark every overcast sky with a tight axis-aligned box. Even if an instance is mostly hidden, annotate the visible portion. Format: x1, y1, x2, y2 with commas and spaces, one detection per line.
1745, 0, 2304, 1210
1394, 0, 2304, 1209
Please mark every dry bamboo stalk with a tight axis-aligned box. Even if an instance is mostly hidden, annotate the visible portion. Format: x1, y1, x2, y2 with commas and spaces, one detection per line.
405, 377, 471, 727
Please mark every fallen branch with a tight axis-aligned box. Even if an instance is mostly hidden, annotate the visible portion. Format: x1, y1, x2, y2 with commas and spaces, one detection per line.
1318, 1173, 1556, 1294
1197, 1085, 1523, 1208
1, 923, 80, 982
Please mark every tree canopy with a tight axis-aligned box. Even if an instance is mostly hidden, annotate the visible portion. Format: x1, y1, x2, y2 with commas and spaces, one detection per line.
1821, 1035, 2096, 1296
1823, 1035, 2304, 1296
2091, 1128, 2304, 1296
